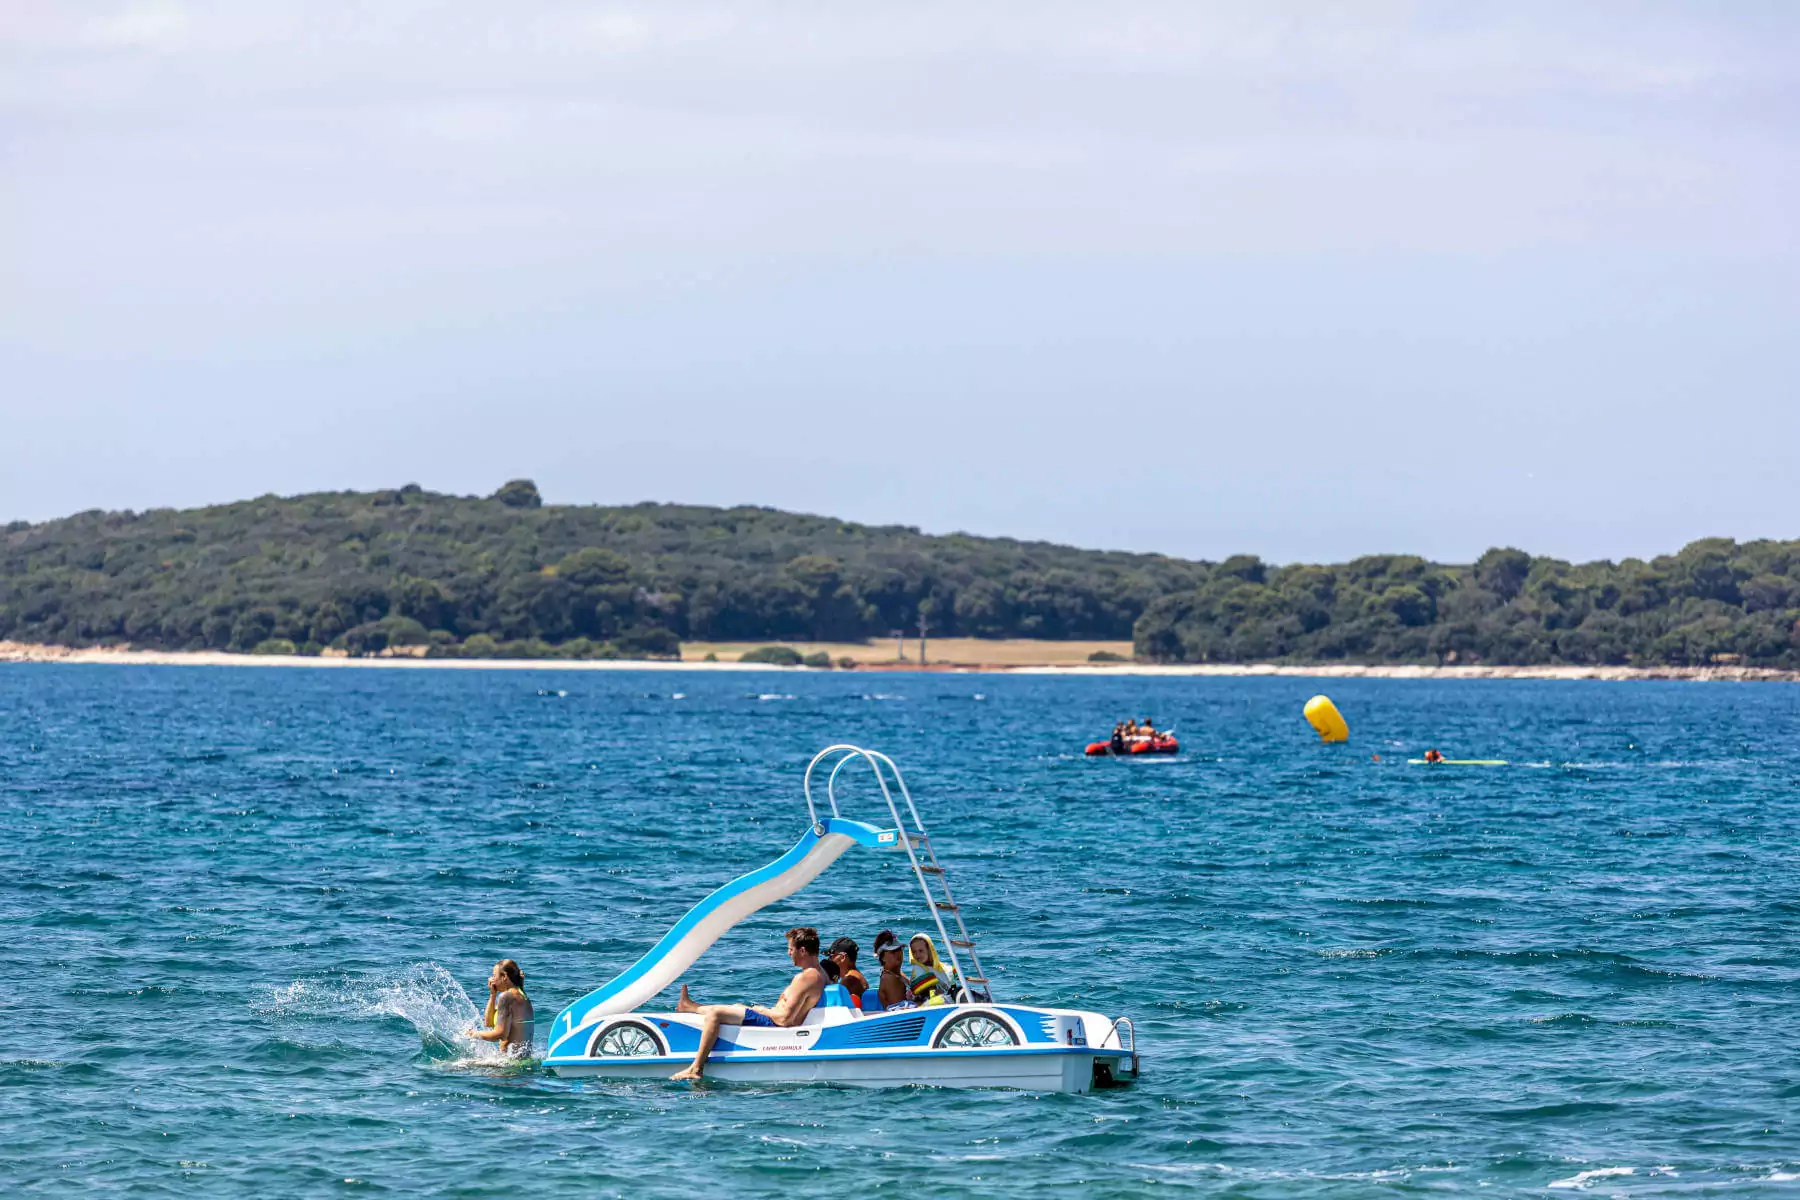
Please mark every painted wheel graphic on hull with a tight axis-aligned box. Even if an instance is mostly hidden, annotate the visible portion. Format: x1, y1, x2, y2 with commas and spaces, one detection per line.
933, 1011, 1019, 1049
591, 1020, 666, 1058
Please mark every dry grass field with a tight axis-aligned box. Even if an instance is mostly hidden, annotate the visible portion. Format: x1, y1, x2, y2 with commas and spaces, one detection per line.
677, 638, 1136, 667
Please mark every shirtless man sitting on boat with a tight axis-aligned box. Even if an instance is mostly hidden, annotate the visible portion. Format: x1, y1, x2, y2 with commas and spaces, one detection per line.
670, 926, 826, 1081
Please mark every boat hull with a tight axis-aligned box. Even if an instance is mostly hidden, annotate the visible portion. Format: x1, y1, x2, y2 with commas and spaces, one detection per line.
545, 1002, 1139, 1095
550, 1047, 1123, 1092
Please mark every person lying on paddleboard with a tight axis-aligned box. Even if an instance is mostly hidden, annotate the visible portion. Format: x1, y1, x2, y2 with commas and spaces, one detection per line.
670, 926, 826, 1081
466, 959, 535, 1054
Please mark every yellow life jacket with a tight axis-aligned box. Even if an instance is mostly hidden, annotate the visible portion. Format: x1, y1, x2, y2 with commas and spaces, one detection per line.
907, 933, 960, 1004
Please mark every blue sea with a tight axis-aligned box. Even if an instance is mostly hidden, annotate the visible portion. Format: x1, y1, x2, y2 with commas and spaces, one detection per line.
4, 665, 1797, 1196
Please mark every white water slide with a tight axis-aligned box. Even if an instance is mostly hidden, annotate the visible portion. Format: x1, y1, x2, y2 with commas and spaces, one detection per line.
550, 746, 991, 1045
555, 816, 896, 1036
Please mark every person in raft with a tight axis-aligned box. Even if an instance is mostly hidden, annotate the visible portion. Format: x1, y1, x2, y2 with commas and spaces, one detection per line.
1423, 748, 1445, 764
466, 959, 535, 1054
669, 926, 827, 1081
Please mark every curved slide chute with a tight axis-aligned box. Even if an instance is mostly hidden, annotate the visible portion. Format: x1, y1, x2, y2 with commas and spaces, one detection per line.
552, 817, 897, 1044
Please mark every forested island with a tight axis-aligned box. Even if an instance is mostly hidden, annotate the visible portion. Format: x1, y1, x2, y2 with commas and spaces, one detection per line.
2, 481, 1796, 668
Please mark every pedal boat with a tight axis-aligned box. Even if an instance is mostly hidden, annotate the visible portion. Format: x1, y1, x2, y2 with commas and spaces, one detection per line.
543, 745, 1139, 1093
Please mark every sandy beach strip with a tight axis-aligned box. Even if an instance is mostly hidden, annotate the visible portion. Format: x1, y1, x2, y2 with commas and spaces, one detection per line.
1, 640, 1793, 681
678, 638, 1135, 667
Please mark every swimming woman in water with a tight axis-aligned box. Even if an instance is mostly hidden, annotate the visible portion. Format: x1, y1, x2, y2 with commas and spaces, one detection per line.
467, 959, 535, 1054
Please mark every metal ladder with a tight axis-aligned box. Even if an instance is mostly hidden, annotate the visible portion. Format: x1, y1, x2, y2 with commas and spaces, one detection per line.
804, 745, 993, 1002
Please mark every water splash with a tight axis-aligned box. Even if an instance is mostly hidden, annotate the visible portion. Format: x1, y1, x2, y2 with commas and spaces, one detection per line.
1548, 1166, 1635, 1189
258, 962, 514, 1065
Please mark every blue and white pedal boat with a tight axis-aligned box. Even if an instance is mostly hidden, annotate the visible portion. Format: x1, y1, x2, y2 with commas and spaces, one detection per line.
544, 745, 1139, 1093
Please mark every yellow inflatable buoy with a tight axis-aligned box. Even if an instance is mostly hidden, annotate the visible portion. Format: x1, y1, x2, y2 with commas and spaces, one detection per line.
1304, 695, 1349, 743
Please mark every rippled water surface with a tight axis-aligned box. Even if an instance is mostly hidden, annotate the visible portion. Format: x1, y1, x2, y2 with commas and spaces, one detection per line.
4, 665, 1798, 1196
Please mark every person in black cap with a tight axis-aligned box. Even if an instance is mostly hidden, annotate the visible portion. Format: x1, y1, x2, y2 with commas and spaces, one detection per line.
872, 929, 912, 1011
828, 937, 868, 1006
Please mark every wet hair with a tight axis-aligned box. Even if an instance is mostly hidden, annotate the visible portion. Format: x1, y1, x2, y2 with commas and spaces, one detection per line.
497, 959, 524, 989
820, 956, 841, 982
786, 926, 820, 956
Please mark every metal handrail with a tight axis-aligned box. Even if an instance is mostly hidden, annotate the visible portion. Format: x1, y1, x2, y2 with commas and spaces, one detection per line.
1102, 1016, 1135, 1052
803, 743, 879, 825
798, 743, 992, 1001
862, 748, 991, 1001
824, 751, 860, 818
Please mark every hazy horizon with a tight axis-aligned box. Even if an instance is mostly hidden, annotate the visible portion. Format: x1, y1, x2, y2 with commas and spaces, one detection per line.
4, 3, 1795, 563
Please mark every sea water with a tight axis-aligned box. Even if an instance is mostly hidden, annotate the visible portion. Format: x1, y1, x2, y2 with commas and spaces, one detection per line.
2, 665, 1796, 1196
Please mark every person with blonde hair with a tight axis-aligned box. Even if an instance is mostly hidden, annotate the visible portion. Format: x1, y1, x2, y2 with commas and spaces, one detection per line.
907, 932, 960, 1005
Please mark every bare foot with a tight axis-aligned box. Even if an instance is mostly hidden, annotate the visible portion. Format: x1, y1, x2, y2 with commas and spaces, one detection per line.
675, 985, 699, 1014
669, 1065, 703, 1081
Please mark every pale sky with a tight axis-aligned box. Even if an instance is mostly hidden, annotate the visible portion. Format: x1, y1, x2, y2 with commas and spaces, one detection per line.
3, 2, 1796, 564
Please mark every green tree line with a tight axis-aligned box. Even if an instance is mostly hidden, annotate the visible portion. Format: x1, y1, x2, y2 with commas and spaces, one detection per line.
2, 482, 1795, 666
1132, 543, 1800, 668
0, 481, 1203, 658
